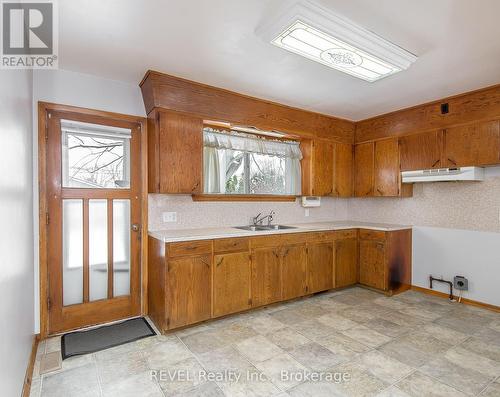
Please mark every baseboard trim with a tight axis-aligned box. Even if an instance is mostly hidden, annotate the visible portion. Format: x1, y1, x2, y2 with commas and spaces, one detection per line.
411, 285, 500, 313
22, 334, 40, 397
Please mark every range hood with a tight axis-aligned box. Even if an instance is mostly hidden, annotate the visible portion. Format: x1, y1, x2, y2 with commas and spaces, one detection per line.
401, 167, 485, 183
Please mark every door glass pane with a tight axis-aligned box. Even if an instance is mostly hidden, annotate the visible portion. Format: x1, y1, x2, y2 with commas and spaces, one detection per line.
113, 199, 130, 296
89, 199, 108, 301
63, 199, 83, 306
61, 120, 131, 189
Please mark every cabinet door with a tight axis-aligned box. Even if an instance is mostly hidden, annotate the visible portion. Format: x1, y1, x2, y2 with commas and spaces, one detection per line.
399, 130, 442, 171
307, 242, 334, 293
282, 244, 307, 300
251, 248, 282, 307
159, 111, 203, 193
335, 238, 358, 288
374, 138, 400, 196
334, 143, 353, 197
359, 240, 386, 290
354, 142, 374, 197
312, 140, 334, 196
213, 252, 251, 317
444, 120, 500, 167
166, 255, 211, 329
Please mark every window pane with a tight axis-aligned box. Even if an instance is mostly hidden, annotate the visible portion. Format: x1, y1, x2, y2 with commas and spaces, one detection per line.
113, 199, 130, 297
89, 199, 108, 301
249, 153, 286, 194
223, 150, 246, 194
62, 129, 130, 189
63, 199, 83, 306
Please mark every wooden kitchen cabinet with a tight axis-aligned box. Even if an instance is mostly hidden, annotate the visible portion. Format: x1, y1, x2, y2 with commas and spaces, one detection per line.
213, 251, 251, 317
251, 247, 282, 307
307, 240, 334, 293
355, 138, 410, 197
281, 243, 308, 300
399, 130, 442, 171
335, 232, 358, 288
148, 110, 203, 193
358, 229, 412, 295
311, 139, 334, 196
334, 143, 354, 197
443, 120, 500, 167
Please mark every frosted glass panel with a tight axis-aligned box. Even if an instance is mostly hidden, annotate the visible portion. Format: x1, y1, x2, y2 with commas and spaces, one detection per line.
113, 199, 130, 296
63, 199, 83, 306
89, 200, 108, 301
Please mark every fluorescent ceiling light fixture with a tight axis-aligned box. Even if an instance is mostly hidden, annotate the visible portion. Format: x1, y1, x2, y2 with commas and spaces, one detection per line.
257, 1, 417, 82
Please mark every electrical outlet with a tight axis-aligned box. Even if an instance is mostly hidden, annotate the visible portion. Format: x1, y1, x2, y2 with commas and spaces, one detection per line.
454, 275, 468, 291
304, 208, 310, 217
162, 212, 177, 223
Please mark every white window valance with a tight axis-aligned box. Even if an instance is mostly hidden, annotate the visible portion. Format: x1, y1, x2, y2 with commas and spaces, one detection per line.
203, 127, 303, 160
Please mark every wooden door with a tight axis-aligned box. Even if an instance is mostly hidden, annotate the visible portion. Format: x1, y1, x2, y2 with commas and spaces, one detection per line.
399, 130, 442, 171
374, 138, 400, 196
46, 110, 143, 334
312, 140, 334, 196
213, 252, 251, 317
307, 242, 334, 293
359, 240, 386, 290
334, 143, 353, 197
251, 248, 282, 307
354, 142, 374, 197
444, 120, 500, 167
154, 110, 203, 193
281, 244, 307, 300
166, 255, 211, 329
335, 238, 358, 288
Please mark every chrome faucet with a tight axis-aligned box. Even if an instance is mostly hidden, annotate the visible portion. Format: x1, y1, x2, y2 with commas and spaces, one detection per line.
252, 210, 275, 226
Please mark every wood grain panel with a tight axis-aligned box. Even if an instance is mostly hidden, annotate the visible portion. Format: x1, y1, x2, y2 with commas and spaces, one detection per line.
213, 252, 251, 317
335, 237, 358, 288
311, 140, 334, 196
356, 84, 500, 143
374, 138, 400, 196
281, 244, 307, 300
444, 120, 500, 167
251, 247, 282, 307
399, 130, 443, 171
359, 240, 386, 290
354, 143, 374, 197
148, 237, 166, 330
386, 229, 412, 295
141, 71, 355, 143
167, 240, 212, 257
307, 241, 334, 293
213, 237, 249, 253
334, 143, 354, 197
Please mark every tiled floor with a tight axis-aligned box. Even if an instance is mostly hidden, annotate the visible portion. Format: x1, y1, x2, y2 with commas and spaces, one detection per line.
31, 287, 500, 397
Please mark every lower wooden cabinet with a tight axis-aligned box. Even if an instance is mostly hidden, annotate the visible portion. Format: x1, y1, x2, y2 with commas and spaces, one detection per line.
213, 252, 251, 317
251, 247, 282, 307
335, 235, 358, 288
307, 241, 334, 293
359, 239, 386, 290
281, 243, 307, 300
166, 254, 212, 329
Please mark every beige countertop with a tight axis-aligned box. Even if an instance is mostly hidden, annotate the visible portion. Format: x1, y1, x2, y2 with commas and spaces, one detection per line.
148, 221, 412, 243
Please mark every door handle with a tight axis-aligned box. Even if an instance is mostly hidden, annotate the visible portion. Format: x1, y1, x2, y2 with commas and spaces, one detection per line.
131, 223, 141, 232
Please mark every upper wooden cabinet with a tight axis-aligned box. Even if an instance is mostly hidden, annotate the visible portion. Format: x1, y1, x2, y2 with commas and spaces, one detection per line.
354, 138, 409, 197
148, 110, 203, 194
399, 130, 442, 171
443, 120, 500, 167
304, 139, 353, 197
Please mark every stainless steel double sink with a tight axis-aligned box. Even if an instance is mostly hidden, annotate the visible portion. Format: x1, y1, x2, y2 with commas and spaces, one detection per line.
234, 225, 297, 232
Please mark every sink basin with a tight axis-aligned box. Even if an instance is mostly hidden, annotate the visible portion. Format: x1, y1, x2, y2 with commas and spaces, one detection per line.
234, 225, 297, 231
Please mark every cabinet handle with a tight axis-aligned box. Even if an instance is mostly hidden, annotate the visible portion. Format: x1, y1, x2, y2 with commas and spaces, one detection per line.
216, 257, 224, 267
283, 248, 290, 258
447, 158, 457, 166
377, 188, 384, 196
432, 159, 440, 168
273, 250, 280, 258
200, 257, 210, 266
191, 181, 200, 191
376, 242, 384, 250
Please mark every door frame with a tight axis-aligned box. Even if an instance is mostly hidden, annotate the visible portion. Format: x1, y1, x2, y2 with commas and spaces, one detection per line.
38, 102, 148, 338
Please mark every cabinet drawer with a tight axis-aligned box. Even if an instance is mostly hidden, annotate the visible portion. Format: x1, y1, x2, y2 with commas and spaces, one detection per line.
359, 229, 386, 241
307, 231, 335, 242
281, 232, 309, 246
250, 235, 282, 249
214, 237, 249, 253
334, 229, 357, 240
167, 240, 212, 257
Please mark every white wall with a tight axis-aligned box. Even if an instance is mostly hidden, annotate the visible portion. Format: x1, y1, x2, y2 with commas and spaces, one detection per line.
32, 69, 146, 332
0, 69, 34, 396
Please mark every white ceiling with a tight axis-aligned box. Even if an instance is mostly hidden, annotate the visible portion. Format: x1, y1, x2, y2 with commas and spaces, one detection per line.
60, 0, 500, 120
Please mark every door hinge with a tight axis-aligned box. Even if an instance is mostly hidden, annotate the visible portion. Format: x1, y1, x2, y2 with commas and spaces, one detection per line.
45, 212, 49, 225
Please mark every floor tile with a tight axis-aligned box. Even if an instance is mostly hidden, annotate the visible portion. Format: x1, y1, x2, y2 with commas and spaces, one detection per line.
444, 346, 500, 378
319, 331, 372, 354
396, 371, 468, 397
378, 339, 435, 368
197, 346, 252, 373
435, 313, 492, 335
356, 350, 414, 384
217, 366, 282, 397
398, 306, 442, 321
333, 361, 389, 397
175, 381, 225, 397
246, 314, 286, 335
179, 329, 227, 354
156, 357, 207, 396
41, 362, 100, 397
291, 318, 338, 340
419, 323, 469, 345
341, 325, 392, 348
265, 327, 311, 351
39, 351, 62, 375
479, 380, 500, 397
211, 322, 257, 344
146, 337, 194, 368
235, 335, 284, 363
269, 307, 311, 325
255, 352, 309, 390
97, 350, 148, 385
376, 385, 412, 397
316, 312, 359, 331
362, 318, 410, 338
338, 307, 379, 323
460, 336, 500, 362
288, 342, 345, 371
45, 336, 61, 354
287, 379, 344, 397
101, 370, 163, 397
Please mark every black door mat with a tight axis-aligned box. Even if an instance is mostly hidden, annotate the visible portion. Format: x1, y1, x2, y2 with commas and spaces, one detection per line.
61, 317, 156, 360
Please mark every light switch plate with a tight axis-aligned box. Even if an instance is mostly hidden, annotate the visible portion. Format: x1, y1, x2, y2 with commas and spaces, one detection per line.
305, 208, 310, 217
162, 212, 177, 223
